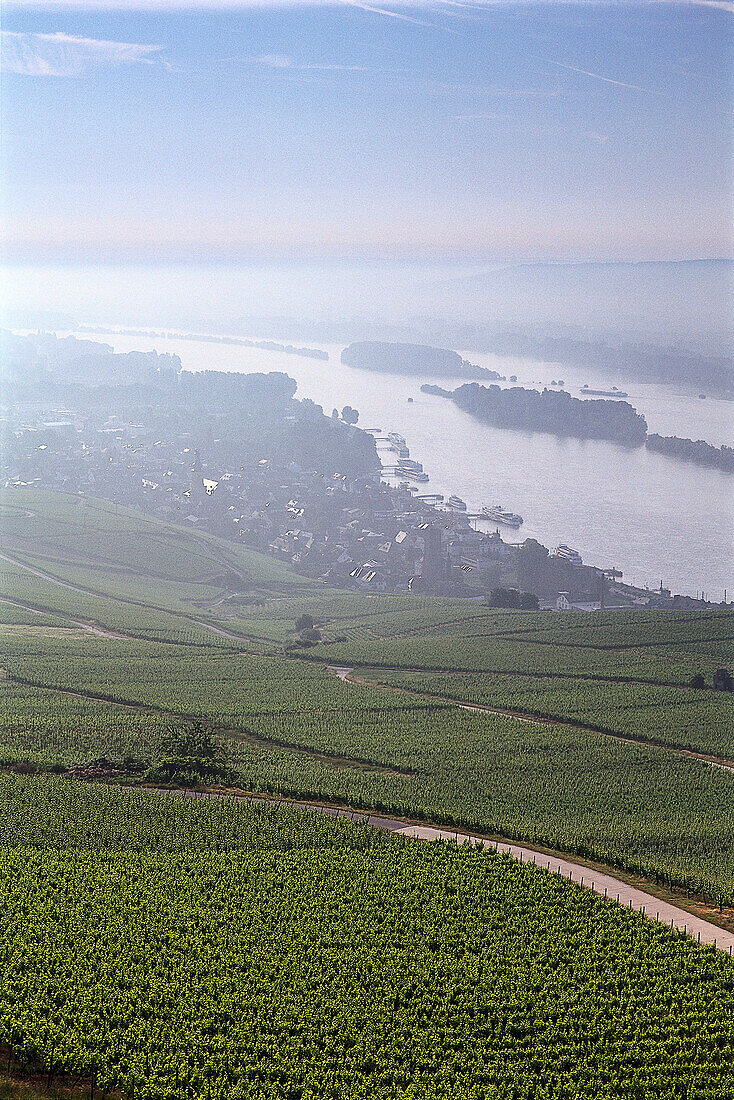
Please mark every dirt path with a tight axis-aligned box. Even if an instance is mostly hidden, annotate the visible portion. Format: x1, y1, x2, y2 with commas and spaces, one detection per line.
1, 597, 134, 639
5, 669, 411, 778
0, 550, 97, 596
315, 654, 703, 690
0, 551, 267, 647
4, 554, 733, 946
157, 787, 734, 954
328, 666, 734, 773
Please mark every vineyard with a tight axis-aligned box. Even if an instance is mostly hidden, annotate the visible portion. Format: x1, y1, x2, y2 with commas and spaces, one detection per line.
0, 492, 733, 1097
0, 488, 731, 905
356, 668, 734, 759
0, 490, 309, 592
0, 776, 733, 1100
1, 629, 733, 901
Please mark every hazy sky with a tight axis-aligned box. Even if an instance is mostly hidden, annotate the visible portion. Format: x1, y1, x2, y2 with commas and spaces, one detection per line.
1, 1, 732, 265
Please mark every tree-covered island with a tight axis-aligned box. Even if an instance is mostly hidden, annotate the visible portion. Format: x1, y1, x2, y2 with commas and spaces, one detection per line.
341, 341, 504, 381
423, 382, 649, 444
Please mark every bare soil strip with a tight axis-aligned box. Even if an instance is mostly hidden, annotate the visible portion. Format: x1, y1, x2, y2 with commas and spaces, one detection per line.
4, 671, 412, 778
2, 552, 732, 949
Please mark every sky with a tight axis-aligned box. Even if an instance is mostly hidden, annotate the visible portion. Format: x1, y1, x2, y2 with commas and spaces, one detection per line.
1, 1, 732, 270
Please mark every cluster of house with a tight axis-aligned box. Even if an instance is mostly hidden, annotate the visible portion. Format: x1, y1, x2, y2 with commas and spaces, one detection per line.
3, 414, 517, 595
178, 454, 516, 595
8, 408, 720, 609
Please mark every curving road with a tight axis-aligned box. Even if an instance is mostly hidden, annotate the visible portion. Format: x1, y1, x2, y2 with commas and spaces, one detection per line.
3, 551, 733, 952
162, 788, 734, 954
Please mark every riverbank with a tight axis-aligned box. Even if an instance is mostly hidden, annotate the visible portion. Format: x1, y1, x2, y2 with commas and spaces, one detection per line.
55, 328, 734, 598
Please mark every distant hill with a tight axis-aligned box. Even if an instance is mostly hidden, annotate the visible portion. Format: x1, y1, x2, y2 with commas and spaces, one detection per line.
424, 258, 733, 356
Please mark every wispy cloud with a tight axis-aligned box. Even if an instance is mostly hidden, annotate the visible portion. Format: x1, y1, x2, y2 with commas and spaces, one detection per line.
248, 54, 369, 72
454, 111, 520, 120
1, 30, 164, 77
253, 53, 293, 67
3, 0, 732, 10
343, 0, 460, 32
535, 56, 655, 93
305, 62, 370, 70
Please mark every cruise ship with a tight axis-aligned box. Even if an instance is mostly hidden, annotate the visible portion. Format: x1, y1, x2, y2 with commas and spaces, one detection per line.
447, 494, 467, 511
580, 385, 629, 398
397, 467, 429, 482
554, 544, 583, 566
482, 504, 523, 528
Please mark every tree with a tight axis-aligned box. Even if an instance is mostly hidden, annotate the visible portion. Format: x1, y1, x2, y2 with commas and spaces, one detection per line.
488, 587, 539, 610
161, 720, 219, 761
713, 668, 733, 692
295, 613, 314, 632
147, 720, 238, 787
341, 405, 359, 425
690, 673, 706, 689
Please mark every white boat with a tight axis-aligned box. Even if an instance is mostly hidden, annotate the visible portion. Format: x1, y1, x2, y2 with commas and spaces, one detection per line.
447, 494, 467, 511
580, 385, 629, 398
482, 504, 523, 528
554, 544, 583, 566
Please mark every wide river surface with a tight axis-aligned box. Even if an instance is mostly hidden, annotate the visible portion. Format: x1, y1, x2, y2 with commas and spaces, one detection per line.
65, 329, 733, 600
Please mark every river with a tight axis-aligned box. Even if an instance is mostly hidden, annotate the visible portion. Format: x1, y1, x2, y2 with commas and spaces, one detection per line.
64, 329, 733, 599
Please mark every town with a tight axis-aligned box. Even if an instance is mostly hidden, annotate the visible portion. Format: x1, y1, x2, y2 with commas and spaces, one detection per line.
0, 330, 714, 611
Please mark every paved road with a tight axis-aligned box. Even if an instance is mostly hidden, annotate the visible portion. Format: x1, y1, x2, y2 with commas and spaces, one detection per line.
388, 821, 734, 954
4, 559, 732, 951
165, 789, 734, 954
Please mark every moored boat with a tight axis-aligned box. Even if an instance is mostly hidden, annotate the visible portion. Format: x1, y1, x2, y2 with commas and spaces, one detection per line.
580, 385, 629, 398
482, 504, 523, 528
553, 544, 583, 566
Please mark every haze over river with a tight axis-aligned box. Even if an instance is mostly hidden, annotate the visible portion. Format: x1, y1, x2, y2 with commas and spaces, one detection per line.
67, 329, 733, 599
